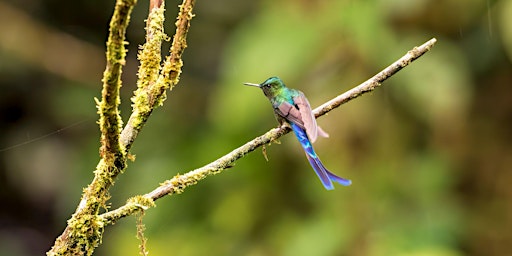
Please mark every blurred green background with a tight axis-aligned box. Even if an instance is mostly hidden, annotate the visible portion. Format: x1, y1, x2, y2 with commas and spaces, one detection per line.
1, 0, 510, 255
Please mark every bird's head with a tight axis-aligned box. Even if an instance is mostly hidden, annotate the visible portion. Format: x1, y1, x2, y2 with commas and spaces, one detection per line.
244, 76, 285, 98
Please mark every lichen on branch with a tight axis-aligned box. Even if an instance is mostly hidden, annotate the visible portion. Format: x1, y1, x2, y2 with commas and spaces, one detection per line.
48, 0, 197, 253
120, 0, 196, 151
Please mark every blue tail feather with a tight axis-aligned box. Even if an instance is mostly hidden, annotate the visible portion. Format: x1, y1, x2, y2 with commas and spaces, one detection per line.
290, 123, 351, 189
305, 153, 335, 190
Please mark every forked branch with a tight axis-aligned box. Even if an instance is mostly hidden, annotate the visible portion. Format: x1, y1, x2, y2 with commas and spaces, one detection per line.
47, 0, 196, 254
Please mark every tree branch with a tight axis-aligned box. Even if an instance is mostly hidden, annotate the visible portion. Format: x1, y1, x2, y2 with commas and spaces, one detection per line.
100, 38, 438, 225
47, 1, 137, 255
47, 0, 196, 254
120, 0, 195, 151
315, 38, 437, 118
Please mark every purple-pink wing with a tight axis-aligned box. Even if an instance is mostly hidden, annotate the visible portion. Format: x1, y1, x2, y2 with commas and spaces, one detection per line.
276, 101, 304, 127
275, 93, 328, 143
295, 94, 329, 140
293, 93, 320, 142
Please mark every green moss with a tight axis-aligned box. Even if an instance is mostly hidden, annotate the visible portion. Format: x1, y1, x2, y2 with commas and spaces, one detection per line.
135, 4, 167, 91
62, 214, 105, 256
49, 0, 198, 254
128, 195, 156, 210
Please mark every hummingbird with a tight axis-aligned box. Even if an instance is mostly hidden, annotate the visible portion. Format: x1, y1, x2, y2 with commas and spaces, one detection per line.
244, 77, 351, 190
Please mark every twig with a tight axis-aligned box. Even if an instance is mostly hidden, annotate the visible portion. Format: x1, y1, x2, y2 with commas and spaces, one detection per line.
315, 38, 438, 117
100, 38, 438, 225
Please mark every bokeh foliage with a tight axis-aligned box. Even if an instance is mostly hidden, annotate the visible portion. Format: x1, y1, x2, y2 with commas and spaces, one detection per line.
0, 0, 510, 255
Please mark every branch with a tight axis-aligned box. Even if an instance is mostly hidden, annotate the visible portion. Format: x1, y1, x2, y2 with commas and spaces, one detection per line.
120, 0, 195, 151
47, 0, 197, 254
100, 38, 438, 225
97, 0, 133, 159
315, 38, 437, 117
48, 1, 137, 255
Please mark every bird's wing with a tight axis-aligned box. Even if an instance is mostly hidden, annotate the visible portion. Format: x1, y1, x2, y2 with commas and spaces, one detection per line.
292, 93, 319, 142
275, 93, 328, 143
275, 101, 305, 129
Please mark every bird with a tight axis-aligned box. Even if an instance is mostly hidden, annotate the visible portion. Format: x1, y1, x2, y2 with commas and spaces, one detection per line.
244, 76, 351, 190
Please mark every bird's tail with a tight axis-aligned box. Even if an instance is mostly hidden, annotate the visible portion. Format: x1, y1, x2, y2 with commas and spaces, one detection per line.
290, 123, 351, 190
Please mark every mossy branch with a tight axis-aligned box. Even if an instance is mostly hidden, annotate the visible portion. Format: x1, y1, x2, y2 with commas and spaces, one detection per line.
120, 0, 195, 151
100, 38, 438, 225
47, 1, 137, 255
47, 0, 196, 255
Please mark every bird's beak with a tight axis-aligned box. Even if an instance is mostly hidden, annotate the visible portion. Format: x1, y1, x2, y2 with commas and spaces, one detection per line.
243, 82, 260, 87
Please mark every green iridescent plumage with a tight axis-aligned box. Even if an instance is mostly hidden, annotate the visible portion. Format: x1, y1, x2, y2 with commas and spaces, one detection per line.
245, 77, 351, 190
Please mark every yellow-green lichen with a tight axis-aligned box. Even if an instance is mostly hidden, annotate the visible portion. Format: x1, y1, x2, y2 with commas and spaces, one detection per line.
135, 210, 149, 256
131, 3, 168, 116
135, 4, 167, 91
127, 195, 156, 210
66, 214, 105, 255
